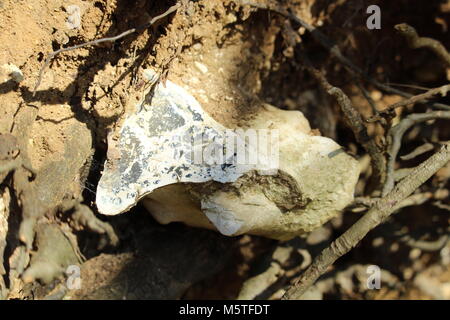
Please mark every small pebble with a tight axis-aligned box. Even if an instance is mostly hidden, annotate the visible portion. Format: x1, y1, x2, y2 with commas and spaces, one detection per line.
192, 43, 203, 51
194, 61, 208, 74
389, 242, 400, 252
1, 63, 24, 83
372, 237, 384, 247
66, 4, 81, 29
403, 268, 414, 280
409, 248, 421, 260
53, 29, 69, 45
224, 13, 237, 24
370, 90, 382, 101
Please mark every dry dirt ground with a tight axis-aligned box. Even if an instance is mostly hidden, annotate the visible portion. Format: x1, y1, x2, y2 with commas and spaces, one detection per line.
0, 0, 449, 299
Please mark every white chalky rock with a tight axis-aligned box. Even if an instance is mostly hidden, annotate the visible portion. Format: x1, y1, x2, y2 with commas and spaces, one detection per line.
96, 69, 360, 240
0, 64, 24, 83
65, 5, 82, 29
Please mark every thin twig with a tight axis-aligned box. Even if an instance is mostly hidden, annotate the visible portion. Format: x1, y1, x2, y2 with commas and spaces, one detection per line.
368, 84, 450, 122
356, 82, 379, 117
32, 3, 181, 96
383, 111, 450, 196
282, 141, 450, 299
395, 23, 450, 67
433, 201, 450, 212
400, 233, 449, 252
395, 192, 433, 208
386, 83, 433, 91
352, 192, 432, 212
400, 142, 435, 161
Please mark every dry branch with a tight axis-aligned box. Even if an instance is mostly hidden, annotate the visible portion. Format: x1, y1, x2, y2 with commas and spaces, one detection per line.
400, 143, 435, 161
400, 233, 449, 252
368, 84, 450, 122
283, 141, 450, 300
